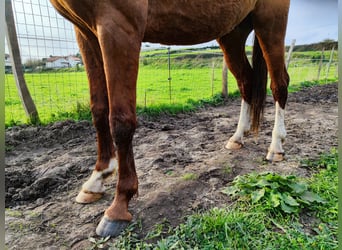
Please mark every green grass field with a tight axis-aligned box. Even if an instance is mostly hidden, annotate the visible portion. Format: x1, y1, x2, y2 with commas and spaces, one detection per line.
4, 48, 338, 126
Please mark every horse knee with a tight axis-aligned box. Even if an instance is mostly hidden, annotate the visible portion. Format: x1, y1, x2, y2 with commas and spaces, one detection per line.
109, 117, 136, 146
91, 106, 110, 129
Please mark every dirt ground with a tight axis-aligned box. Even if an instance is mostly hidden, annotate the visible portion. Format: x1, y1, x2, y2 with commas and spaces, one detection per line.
5, 83, 337, 249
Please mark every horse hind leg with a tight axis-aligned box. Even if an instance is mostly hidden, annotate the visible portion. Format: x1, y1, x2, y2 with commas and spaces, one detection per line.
267, 101, 287, 162
252, 1, 290, 161
73, 27, 117, 204
217, 17, 254, 149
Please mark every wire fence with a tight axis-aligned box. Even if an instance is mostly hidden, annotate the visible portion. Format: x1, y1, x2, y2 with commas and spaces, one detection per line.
4, 0, 339, 125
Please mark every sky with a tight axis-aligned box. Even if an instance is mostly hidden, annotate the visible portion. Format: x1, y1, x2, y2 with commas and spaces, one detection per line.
286, 0, 338, 45
5, 0, 339, 59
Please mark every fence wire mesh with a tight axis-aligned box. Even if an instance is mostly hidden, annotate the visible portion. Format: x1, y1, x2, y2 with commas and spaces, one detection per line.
4, 0, 339, 125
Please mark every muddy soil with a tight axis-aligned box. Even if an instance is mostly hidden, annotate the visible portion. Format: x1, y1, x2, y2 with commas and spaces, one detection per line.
5, 83, 337, 249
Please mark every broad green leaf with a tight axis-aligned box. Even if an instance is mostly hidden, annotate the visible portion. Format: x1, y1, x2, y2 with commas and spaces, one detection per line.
270, 182, 280, 190
282, 193, 300, 206
288, 182, 307, 194
265, 173, 278, 181
286, 175, 297, 181
300, 191, 326, 204
279, 176, 294, 186
221, 186, 239, 196
280, 200, 298, 214
250, 179, 270, 187
251, 188, 265, 203
269, 191, 281, 207
297, 198, 310, 205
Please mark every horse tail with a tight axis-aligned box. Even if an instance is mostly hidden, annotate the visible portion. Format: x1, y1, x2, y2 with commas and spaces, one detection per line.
250, 35, 268, 133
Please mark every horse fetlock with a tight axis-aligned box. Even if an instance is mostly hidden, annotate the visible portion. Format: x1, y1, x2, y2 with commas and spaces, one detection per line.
103, 158, 118, 177
82, 170, 106, 193
243, 130, 251, 137
75, 171, 105, 203
105, 205, 133, 223
76, 158, 118, 204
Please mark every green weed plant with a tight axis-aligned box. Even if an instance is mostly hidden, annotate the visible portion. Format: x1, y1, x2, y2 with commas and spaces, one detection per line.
222, 172, 325, 214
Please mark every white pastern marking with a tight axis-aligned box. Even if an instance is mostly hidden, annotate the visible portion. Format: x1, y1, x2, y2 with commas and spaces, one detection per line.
82, 158, 118, 193
269, 102, 286, 153
230, 99, 251, 143
82, 171, 105, 193
104, 158, 118, 175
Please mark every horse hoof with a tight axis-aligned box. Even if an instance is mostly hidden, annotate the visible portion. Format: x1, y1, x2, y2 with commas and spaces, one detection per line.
75, 190, 103, 204
96, 216, 129, 237
266, 152, 284, 162
225, 139, 243, 150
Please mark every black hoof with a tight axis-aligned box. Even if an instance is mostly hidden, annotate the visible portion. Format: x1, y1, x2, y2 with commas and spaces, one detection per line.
96, 216, 129, 238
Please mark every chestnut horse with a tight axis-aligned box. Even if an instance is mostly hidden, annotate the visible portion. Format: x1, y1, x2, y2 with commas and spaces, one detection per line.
50, 0, 290, 237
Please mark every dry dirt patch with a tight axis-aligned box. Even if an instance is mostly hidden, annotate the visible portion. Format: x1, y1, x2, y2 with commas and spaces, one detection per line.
5, 83, 337, 249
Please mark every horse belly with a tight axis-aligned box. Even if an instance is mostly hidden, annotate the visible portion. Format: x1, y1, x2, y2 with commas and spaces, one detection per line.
143, 0, 257, 45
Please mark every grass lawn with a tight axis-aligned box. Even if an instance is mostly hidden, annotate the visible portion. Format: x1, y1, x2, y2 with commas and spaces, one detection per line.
4, 49, 338, 126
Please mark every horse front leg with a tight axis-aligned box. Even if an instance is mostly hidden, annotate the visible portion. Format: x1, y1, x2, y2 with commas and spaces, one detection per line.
94, 25, 142, 237
74, 28, 117, 204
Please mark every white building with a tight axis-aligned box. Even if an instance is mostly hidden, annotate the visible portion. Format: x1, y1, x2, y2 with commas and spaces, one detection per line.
67, 56, 82, 67
45, 56, 81, 69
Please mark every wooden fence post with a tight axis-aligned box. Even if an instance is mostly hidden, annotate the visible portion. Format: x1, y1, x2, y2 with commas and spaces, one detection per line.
221, 57, 228, 99
167, 47, 172, 103
5, 0, 39, 124
286, 39, 296, 70
211, 61, 215, 97
325, 46, 335, 81
316, 47, 325, 81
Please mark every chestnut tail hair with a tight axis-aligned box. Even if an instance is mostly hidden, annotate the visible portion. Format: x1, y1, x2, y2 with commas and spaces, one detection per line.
250, 36, 268, 133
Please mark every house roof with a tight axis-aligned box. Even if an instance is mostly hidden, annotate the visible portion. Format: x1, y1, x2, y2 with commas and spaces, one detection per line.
46, 56, 81, 62
68, 56, 81, 61
46, 56, 67, 62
